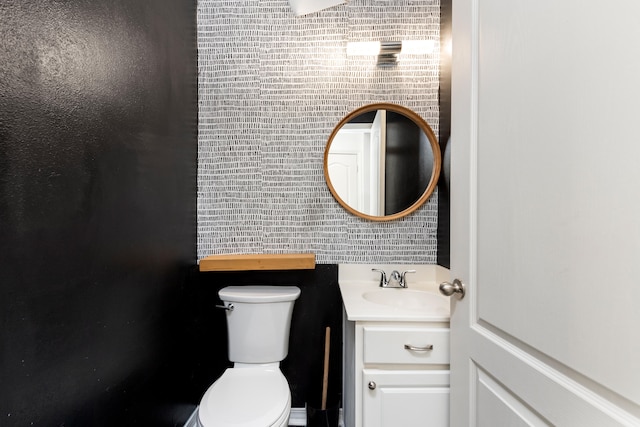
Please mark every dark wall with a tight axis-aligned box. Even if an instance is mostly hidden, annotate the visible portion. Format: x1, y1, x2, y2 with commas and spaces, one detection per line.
0, 1, 197, 426
438, 0, 453, 268
188, 265, 343, 410
385, 112, 431, 214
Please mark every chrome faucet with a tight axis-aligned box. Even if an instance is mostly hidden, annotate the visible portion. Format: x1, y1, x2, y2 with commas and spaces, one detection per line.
372, 269, 416, 288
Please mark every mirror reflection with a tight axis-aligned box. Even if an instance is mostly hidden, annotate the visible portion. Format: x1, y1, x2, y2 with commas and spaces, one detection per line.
324, 104, 441, 221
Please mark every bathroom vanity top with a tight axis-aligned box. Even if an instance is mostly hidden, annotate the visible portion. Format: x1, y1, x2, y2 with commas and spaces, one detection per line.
338, 264, 451, 322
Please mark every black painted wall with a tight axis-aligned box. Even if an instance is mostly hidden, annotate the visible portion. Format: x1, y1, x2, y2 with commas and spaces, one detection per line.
438, 0, 453, 268
385, 112, 432, 215
0, 1, 197, 426
188, 265, 343, 410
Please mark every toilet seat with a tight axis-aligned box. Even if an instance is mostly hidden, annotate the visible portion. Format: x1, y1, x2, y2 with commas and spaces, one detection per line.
198, 367, 291, 427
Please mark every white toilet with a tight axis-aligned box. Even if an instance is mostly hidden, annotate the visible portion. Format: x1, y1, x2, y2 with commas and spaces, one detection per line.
197, 285, 301, 427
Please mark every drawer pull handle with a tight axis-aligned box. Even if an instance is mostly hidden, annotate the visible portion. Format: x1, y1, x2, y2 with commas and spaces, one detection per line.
404, 344, 434, 351
368, 381, 377, 390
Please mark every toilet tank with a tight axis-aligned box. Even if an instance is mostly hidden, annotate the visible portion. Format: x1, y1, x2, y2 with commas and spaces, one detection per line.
218, 285, 301, 364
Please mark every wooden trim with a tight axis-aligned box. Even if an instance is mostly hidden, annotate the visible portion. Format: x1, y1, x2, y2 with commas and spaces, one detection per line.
199, 253, 316, 272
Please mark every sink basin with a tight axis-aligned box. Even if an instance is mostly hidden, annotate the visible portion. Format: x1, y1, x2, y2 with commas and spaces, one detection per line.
362, 289, 449, 312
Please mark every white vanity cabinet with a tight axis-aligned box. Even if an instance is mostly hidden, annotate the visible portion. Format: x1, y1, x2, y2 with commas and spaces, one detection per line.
343, 319, 450, 427
338, 264, 452, 427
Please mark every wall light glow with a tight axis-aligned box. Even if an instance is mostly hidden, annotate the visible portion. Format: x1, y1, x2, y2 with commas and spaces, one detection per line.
346, 41, 381, 56
346, 40, 435, 65
402, 40, 435, 55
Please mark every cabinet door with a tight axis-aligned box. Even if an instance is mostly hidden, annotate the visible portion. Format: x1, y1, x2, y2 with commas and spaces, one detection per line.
363, 369, 449, 427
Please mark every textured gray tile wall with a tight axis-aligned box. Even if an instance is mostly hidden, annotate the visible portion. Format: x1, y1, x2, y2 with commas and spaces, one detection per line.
197, 0, 440, 263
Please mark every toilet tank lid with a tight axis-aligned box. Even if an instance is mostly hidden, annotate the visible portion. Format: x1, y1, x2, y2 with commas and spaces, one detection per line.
219, 285, 301, 303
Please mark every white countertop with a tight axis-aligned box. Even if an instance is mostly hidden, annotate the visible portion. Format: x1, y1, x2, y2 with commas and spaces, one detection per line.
338, 264, 451, 322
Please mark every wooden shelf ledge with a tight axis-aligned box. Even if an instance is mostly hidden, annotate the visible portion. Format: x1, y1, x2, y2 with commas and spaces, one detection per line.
199, 253, 316, 272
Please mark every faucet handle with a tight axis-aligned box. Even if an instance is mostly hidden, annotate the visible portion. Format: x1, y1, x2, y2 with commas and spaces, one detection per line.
371, 269, 387, 287
400, 270, 416, 287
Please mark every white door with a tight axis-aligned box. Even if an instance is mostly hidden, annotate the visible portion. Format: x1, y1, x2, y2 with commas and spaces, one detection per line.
449, 0, 640, 425
327, 152, 360, 209
371, 109, 386, 215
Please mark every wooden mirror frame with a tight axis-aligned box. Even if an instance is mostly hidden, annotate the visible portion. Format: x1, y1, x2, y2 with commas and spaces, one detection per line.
323, 103, 441, 221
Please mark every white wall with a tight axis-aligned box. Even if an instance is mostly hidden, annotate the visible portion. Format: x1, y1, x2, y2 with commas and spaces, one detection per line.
197, 0, 440, 263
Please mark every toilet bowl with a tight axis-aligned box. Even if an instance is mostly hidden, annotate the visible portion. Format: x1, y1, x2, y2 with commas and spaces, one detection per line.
197, 366, 291, 427
197, 285, 300, 427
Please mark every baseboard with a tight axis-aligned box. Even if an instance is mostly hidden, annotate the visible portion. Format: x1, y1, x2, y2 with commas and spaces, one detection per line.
186, 407, 343, 427
287, 408, 307, 426
289, 407, 344, 426
184, 407, 199, 427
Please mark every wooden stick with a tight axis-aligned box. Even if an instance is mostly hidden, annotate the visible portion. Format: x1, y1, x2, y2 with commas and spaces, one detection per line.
321, 326, 331, 410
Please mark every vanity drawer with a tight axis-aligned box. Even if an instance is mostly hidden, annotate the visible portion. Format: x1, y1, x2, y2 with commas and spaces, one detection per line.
363, 326, 449, 365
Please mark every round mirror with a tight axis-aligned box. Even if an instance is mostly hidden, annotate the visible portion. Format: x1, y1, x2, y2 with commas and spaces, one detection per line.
323, 103, 441, 221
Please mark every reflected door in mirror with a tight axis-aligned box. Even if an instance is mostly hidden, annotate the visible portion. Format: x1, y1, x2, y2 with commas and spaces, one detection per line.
327, 110, 386, 216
